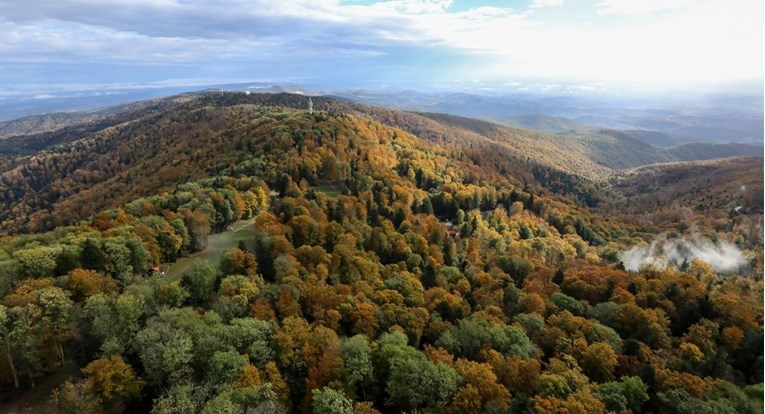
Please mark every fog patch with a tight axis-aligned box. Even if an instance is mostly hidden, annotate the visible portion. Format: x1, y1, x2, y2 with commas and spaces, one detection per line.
619, 234, 747, 274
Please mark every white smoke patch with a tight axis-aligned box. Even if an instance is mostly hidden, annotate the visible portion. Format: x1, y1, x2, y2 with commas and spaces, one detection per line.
619, 234, 748, 274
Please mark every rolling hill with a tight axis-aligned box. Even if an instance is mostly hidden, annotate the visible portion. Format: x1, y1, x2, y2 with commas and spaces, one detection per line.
337, 89, 764, 146
0, 93, 606, 233
551, 130, 762, 170
611, 157, 764, 216
504, 114, 595, 134
0, 112, 107, 140
0, 91, 761, 414
1, 92, 761, 235
416, 112, 762, 172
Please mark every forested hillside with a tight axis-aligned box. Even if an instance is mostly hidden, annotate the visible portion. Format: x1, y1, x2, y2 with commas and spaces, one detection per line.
608, 157, 764, 253
533, 130, 761, 171
504, 115, 595, 134
0, 95, 762, 413
612, 157, 764, 216
0, 113, 104, 141
0, 94, 613, 235
4, 93, 760, 237
0, 94, 203, 158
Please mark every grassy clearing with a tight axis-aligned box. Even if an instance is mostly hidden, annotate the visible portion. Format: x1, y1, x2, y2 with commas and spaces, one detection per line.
164, 217, 257, 281
312, 184, 343, 198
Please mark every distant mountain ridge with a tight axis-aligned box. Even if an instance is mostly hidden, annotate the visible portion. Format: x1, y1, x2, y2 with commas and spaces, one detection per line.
414, 111, 762, 172
504, 114, 595, 133
337, 89, 764, 146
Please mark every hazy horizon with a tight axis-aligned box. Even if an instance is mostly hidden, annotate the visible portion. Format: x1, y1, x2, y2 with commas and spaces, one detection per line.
1, 0, 762, 98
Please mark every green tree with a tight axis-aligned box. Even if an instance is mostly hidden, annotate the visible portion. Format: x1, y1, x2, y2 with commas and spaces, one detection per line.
312, 387, 353, 414
499, 256, 531, 287
125, 237, 150, 276
136, 312, 194, 385
201, 393, 238, 414
10, 304, 44, 387
657, 388, 743, 414
55, 244, 82, 276
342, 335, 374, 399
85, 293, 145, 355
0, 259, 19, 297
0, 305, 19, 388
588, 302, 620, 329
80, 238, 107, 272
36, 286, 73, 365
13, 246, 61, 278
221, 318, 275, 368
214, 275, 259, 321
181, 260, 218, 305
153, 280, 190, 308
102, 237, 134, 280
436, 316, 534, 360
209, 350, 247, 385
386, 353, 460, 412
618, 376, 649, 412
594, 376, 648, 413
151, 384, 199, 414
550, 292, 586, 316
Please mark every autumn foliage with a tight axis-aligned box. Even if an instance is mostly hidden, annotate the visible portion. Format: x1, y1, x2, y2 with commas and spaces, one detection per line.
0, 101, 760, 413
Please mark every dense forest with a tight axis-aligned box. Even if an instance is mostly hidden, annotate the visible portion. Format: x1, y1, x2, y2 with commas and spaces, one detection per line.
2, 93, 761, 236
0, 94, 611, 234
0, 96, 762, 413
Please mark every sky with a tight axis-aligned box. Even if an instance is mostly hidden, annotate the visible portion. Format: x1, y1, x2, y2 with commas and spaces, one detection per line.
0, 0, 762, 94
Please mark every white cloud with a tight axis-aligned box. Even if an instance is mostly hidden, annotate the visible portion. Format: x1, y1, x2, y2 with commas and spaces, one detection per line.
530, 0, 565, 9
0, 19, 276, 64
0, 0, 761, 87
619, 234, 749, 274
377, 0, 454, 14
596, 0, 692, 15
474, 0, 763, 85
